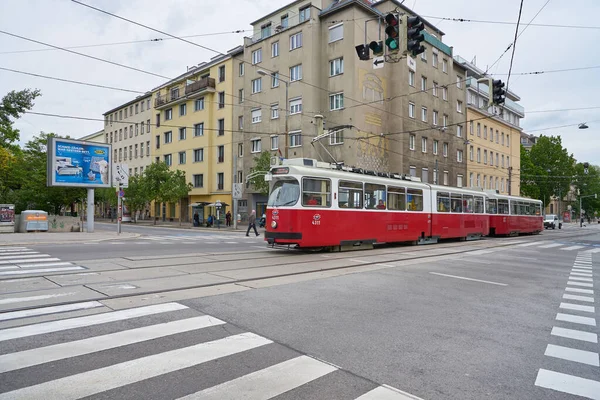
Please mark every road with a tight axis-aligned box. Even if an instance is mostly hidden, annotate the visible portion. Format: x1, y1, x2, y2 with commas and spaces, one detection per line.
0, 223, 599, 399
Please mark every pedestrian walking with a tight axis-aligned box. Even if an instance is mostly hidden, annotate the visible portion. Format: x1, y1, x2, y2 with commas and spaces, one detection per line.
246, 210, 259, 237
193, 212, 200, 227
226, 211, 232, 227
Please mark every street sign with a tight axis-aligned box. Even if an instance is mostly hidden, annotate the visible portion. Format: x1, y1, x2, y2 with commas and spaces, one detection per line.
407, 55, 416, 72
113, 163, 129, 188
232, 183, 243, 200
373, 56, 384, 70
118, 190, 124, 198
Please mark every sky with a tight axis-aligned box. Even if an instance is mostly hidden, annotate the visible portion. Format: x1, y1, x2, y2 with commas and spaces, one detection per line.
1, 0, 599, 165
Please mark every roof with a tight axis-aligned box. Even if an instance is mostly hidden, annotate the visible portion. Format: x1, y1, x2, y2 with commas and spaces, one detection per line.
320, 0, 382, 18
103, 93, 152, 116
250, 0, 314, 25
78, 129, 105, 142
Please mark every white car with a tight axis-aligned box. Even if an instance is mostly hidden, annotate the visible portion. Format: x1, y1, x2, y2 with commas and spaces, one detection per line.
544, 214, 562, 229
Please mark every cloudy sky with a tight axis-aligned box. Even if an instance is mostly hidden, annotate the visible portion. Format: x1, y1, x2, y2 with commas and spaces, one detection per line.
1, 0, 599, 165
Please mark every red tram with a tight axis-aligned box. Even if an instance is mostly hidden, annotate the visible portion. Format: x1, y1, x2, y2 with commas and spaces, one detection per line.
264, 159, 542, 249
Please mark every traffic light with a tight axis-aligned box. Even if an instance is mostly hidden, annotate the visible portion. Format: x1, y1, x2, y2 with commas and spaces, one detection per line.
384, 13, 400, 53
369, 40, 384, 56
491, 79, 506, 106
406, 16, 425, 56
355, 44, 369, 61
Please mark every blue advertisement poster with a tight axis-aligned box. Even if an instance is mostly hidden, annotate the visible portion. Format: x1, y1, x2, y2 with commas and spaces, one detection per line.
48, 138, 111, 188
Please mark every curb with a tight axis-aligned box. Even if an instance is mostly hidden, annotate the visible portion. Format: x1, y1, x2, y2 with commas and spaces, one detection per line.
0, 233, 141, 247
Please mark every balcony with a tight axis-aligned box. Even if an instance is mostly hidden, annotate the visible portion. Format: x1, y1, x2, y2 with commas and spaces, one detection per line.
154, 77, 216, 109
249, 13, 307, 44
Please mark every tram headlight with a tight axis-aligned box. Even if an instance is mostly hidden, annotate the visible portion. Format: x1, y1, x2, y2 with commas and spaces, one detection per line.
271, 221, 278, 229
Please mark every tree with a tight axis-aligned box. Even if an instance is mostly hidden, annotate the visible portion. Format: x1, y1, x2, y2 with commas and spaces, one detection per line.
0, 89, 41, 150
160, 169, 192, 225
573, 163, 600, 219
248, 151, 272, 196
123, 175, 148, 223
143, 161, 172, 224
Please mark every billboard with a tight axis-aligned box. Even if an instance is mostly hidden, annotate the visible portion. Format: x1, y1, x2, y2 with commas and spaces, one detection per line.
47, 137, 111, 188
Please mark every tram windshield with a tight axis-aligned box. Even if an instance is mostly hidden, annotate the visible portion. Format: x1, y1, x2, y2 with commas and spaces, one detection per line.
268, 178, 300, 207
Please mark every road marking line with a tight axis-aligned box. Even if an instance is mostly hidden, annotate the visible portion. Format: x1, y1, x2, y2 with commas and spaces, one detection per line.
570, 272, 593, 277
574, 261, 592, 264
565, 287, 594, 295
572, 268, 593, 272
350, 259, 371, 264
0, 315, 226, 373
551, 327, 598, 343
429, 272, 507, 286
560, 302, 595, 313
567, 281, 594, 288
0, 247, 28, 252
545, 344, 600, 366
561, 245, 586, 251
0, 292, 80, 306
0, 302, 189, 342
355, 385, 425, 399
0, 257, 56, 265
516, 242, 541, 247
563, 294, 595, 303
0, 254, 50, 260
569, 276, 593, 282
538, 243, 563, 248
0, 333, 272, 400
466, 249, 497, 255
0, 266, 85, 276
18, 262, 74, 268
0, 252, 38, 256
0, 301, 104, 322
583, 248, 600, 254
535, 369, 600, 399
177, 355, 336, 400
556, 313, 596, 326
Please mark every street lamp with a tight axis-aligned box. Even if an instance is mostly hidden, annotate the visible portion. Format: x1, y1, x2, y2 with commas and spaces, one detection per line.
257, 69, 290, 158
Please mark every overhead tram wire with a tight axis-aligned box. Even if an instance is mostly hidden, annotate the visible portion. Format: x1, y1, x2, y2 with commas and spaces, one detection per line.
420, 15, 600, 30
0, 30, 170, 80
504, 0, 525, 92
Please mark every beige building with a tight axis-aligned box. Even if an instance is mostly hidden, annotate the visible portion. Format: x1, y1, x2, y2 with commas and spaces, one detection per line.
103, 94, 153, 178
151, 47, 242, 224
234, 0, 469, 214
454, 56, 524, 196
79, 129, 105, 143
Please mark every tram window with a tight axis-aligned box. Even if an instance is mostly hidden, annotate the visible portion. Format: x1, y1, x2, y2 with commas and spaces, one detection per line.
407, 188, 423, 211
535, 204, 542, 215
437, 192, 450, 212
268, 178, 300, 207
451, 194, 462, 213
339, 180, 363, 209
387, 186, 406, 210
302, 178, 331, 207
498, 199, 509, 214
365, 183, 386, 209
474, 196, 484, 213
511, 201, 519, 215
486, 198, 497, 214
463, 195, 474, 213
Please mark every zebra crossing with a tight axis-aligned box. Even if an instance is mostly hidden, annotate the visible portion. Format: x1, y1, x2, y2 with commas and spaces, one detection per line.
514, 241, 600, 253
128, 234, 264, 245
0, 301, 420, 400
0, 247, 84, 277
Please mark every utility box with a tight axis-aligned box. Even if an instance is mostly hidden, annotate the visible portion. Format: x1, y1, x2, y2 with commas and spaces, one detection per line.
19, 210, 49, 232
0, 204, 15, 233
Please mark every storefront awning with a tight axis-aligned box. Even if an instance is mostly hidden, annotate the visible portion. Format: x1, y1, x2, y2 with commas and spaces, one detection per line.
205, 202, 230, 207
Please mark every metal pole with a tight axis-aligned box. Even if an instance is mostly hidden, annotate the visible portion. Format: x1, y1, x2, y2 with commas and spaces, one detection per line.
117, 184, 122, 234
233, 151, 238, 230
580, 196, 583, 227
284, 81, 289, 158
86, 188, 94, 233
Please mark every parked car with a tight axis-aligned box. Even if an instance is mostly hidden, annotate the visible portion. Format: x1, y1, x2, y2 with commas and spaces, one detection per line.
544, 214, 562, 229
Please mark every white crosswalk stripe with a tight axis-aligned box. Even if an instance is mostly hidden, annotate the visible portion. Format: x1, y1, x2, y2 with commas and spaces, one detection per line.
137, 234, 263, 243
0, 247, 84, 277
0, 302, 415, 399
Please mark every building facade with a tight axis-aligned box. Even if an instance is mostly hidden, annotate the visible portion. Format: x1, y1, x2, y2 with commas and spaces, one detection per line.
103, 94, 154, 178
233, 0, 468, 215
454, 56, 524, 195
152, 47, 242, 224
79, 129, 105, 143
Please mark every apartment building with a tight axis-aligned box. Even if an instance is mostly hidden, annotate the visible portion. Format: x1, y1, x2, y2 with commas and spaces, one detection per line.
79, 129, 105, 143
152, 47, 242, 224
233, 0, 468, 214
103, 94, 153, 178
454, 56, 524, 195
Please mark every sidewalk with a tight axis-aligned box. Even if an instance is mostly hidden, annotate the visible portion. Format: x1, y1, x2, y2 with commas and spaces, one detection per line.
96, 218, 251, 232
0, 231, 139, 246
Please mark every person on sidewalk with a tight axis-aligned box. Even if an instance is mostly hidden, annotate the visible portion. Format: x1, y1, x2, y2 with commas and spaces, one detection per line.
246, 210, 259, 237
225, 211, 232, 227
193, 212, 200, 227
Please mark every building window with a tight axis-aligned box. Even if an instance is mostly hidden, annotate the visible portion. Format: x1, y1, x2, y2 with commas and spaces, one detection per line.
251, 48, 262, 65
443, 114, 448, 127
147, 99, 150, 109
146, 141, 150, 155
289, 130, 302, 147
469, 121, 473, 135
443, 142, 448, 157
195, 98, 204, 111
146, 119, 150, 133
134, 144, 138, 158
217, 173, 225, 190
178, 151, 186, 164
179, 127, 186, 140
422, 168, 429, 183
140, 142, 144, 157
490, 152, 494, 166
135, 124, 139, 136
432, 52, 438, 67
457, 125, 463, 137
164, 131, 172, 144
457, 174, 463, 188
238, 116, 244, 130
289, 98, 302, 115
442, 58, 448, 73
118, 148, 122, 161
165, 108, 172, 120
409, 71, 415, 86
409, 134, 415, 150
239, 89, 244, 103
329, 93, 344, 111
506, 134, 510, 147
193, 148, 204, 162
271, 104, 279, 119
130, 125, 133, 138
251, 78, 262, 94
271, 72, 279, 88
457, 150, 463, 162
421, 137, 427, 153
330, 57, 343, 76
271, 41, 279, 57
251, 139, 261, 153
194, 123, 204, 137
501, 132, 505, 145
432, 81, 438, 96
329, 23, 343, 42
135, 104, 139, 114
193, 174, 203, 188
290, 32, 302, 50
251, 109, 262, 123
443, 171, 448, 185
433, 140, 438, 155
477, 123, 481, 137
421, 48, 427, 61
261, 23, 271, 39
457, 100, 463, 113
179, 103, 186, 116
469, 146, 474, 161
409, 102, 415, 118
330, 129, 344, 145
477, 174, 481, 187
217, 145, 224, 163
218, 65, 225, 82
442, 86, 448, 101
164, 154, 172, 166
507, 156, 510, 167
218, 119, 225, 136
218, 92, 225, 108
502, 155, 505, 167
484, 150, 488, 164
270, 135, 278, 150
421, 107, 427, 122
432, 110, 438, 126
281, 14, 289, 28
477, 148, 481, 163
484, 125, 488, 139
124, 127, 127, 138
238, 143, 243, 157
456, 75, 463, 88
239, 62, 244, 76
237, 171, 243, 185
409, 166, 416, 177
496, 130, 499, 143
420, 76, 428, 91
496, 153, 499, 166
299, 5, 310, 22
290, 64, 302, 81
470, 172, 474, 187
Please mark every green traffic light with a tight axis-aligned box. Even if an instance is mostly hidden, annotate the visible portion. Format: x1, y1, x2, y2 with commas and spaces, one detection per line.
385, 38, 398, 50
